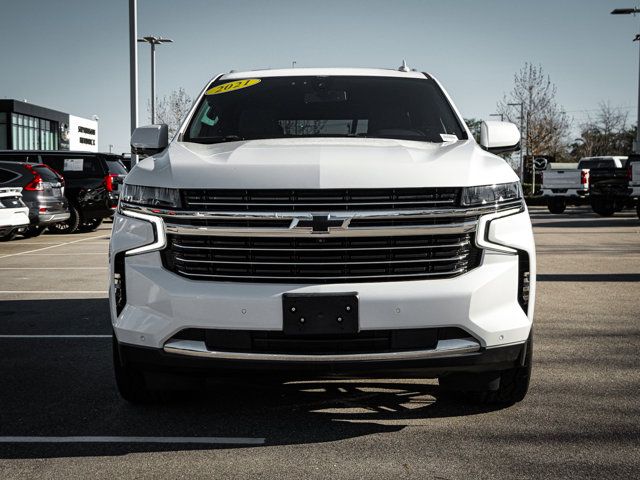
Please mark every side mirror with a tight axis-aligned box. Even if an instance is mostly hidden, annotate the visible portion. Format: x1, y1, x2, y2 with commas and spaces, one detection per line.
131, 124, 169, 158
480, 121, 520, 154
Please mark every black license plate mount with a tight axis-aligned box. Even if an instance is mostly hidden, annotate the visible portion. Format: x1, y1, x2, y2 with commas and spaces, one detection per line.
283, 293, 358, 336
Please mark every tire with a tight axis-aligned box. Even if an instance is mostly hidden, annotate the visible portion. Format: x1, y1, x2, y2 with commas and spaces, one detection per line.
591, 198, 616, 217
637, 201, 640, 220
48, 205, 81, 234
439, 334, 533, 406
113, 334, 155, 404
0, 229, 17, 242
21, 226, 46, 238
77, 217, 103, 233
547, 198, 566, 214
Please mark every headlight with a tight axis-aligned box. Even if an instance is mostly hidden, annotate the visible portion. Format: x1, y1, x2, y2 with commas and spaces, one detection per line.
461, 182, 523, 207
120, 184, 180, 209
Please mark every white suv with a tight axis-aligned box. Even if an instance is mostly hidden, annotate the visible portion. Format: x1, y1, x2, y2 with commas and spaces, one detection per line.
110, 68, 535, 404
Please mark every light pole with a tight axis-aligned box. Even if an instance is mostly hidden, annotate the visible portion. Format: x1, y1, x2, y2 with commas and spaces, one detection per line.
489, 113, 504, 121
508, 102, 525, 181
137, 36, 173, 124
611, 7, 640, 153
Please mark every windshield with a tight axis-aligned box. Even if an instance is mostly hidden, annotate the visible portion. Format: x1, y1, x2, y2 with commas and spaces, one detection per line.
185, 75, 467, 144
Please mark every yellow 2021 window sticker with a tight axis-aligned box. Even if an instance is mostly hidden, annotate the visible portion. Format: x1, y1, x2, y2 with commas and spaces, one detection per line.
206, 79, 261, 95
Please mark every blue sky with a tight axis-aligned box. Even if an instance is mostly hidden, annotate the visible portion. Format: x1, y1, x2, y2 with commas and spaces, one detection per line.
0, 0, 636, 153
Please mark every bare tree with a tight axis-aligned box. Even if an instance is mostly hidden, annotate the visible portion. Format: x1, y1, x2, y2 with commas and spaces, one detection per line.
571, 102, 632, 158
497, 63, 570, 162
151, 88, 194, 137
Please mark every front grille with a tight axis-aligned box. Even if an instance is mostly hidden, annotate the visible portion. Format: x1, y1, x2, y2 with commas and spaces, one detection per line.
161, 233, 482, 283
181, 188, 460, 212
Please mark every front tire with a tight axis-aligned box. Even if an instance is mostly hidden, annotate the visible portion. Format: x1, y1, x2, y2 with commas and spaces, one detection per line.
439, 335, 533, 405
547, 198, 566, 214
113, 335, 155, 404
48, 205, 81, 234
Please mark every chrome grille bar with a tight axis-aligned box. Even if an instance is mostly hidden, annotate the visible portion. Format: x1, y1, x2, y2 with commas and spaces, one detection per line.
174, 267, 469, 282
173, 255, 469, 265
170, 240, 470, 251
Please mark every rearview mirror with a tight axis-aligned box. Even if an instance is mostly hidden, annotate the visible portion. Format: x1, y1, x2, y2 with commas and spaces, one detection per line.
480, 121, 520, 154
131, 124, 169, 158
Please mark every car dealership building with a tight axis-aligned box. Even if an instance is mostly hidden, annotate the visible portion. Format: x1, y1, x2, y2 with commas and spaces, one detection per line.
0, 100, 98, 152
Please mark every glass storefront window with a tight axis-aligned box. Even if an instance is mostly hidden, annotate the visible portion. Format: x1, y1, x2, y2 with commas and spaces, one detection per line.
9, 112, 59, 150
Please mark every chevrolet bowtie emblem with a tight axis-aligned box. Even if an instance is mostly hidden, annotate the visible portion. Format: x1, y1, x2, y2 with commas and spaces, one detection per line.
297, 215, 345, 233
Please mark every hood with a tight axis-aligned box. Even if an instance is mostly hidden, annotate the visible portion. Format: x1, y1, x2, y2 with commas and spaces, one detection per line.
126, 137, 518, 189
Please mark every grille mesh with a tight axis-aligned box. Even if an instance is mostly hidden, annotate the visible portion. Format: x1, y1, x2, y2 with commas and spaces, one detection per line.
162, 233, 481, 283
181, 188, 460, 212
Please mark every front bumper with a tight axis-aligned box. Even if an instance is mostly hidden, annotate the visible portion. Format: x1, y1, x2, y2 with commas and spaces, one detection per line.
109, 209, 536, 364
117, 339, 526, 378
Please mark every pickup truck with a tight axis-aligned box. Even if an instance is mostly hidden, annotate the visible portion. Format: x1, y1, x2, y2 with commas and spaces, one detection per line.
110, 67, 536, 406
627, 155, 640, 219
540, 157, 626, 214
588, 156, 632, 216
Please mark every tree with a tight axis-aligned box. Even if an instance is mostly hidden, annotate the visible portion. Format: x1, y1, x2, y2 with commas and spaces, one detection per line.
570, 102, 634, 159
464, 118, 482, 143
497, 63, 570, 163
151, 88, 194, 137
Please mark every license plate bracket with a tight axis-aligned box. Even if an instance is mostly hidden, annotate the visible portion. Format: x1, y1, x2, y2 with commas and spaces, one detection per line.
283, 293, 358, 336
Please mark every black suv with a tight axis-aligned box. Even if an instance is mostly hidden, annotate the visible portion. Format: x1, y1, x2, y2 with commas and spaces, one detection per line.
0, 161, 69, 237
0, 151, 127, 233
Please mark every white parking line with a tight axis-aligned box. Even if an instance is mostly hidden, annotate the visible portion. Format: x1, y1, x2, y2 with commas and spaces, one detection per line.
16, 253, 106, 256
0, 436, 265, 445
0, 291, 107, 294
0, 267, 107, 270
0, 234, 109, 259
0, 335, 111, 338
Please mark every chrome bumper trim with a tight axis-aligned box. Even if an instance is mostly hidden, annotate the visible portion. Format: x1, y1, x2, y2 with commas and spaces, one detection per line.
162, 337, 481, 362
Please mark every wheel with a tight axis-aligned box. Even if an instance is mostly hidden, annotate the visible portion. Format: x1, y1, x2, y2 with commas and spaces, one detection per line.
439, 334, 533, 406
591, 198, 616, 217
0, 229, 17, 242
113, 334, 155, 404
21, 226, 46, 238
48, 205, 80, 234
637, 201, 640, 220
77, 217, 103, 233
547, 198, 566, 214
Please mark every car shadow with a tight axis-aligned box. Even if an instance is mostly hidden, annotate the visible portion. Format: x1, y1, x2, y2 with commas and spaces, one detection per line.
0, 298, 508, 459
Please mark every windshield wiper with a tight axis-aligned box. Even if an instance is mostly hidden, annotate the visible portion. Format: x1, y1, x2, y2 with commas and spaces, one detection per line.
190, 135, 245, 144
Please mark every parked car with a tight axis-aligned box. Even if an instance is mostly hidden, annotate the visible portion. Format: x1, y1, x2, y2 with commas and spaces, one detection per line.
0, 151, 127, 233
110, 68, 536, 405
588, 156, 632, 216
540, 157, 626, 214
0, 187, 30, 241
0, 161, 69, 237
626, 155, 640, 219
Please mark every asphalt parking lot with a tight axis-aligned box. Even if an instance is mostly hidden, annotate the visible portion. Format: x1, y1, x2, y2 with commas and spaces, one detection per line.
0, 206, 638, 479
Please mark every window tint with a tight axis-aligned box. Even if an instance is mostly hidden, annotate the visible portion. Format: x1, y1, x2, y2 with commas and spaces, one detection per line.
105, 159, 128, 174
40, 155, 105, 177
185, 76, 467, 144
0, 168, 19, 184
578, 159, 614, 169
32, 164, 62, 182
